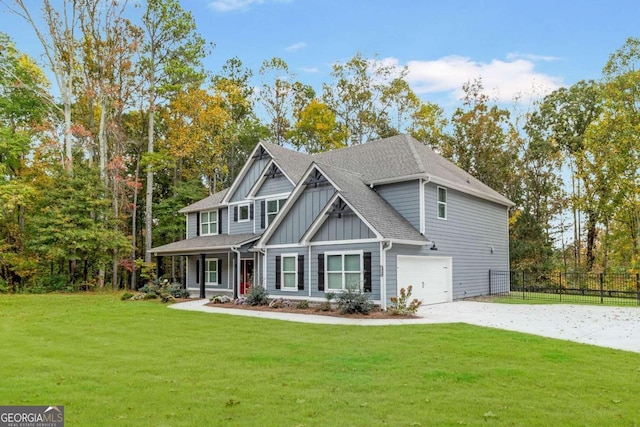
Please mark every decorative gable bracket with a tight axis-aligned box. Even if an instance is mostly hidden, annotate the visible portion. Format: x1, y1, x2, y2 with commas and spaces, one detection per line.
325, 198, 353, 218
306, 169, 328, 188
264, 162, 283, 179
252, 145, 270, 160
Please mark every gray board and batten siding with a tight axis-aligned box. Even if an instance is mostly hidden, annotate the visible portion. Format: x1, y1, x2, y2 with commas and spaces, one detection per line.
229, 157, 270, 202
268, 185, 336, 246
422, 182, 509, 299
255, 174, 293, 197
311, 212, 376, 242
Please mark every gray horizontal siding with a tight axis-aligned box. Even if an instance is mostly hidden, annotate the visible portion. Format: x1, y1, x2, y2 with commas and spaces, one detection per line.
268, 186, 336, 245
265, 248, 308, 297
186, 253, 232, 291
375, 180, 420, 230
424, 183, 509, 299
187, 213, 197, 238
256, 175, 293, 197
230, 158, 269, 202
228, 202, 255, 234
311, 243, 381, 300
311, 213, 376, 242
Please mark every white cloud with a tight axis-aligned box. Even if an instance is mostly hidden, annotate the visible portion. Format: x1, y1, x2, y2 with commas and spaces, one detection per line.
285, 42, 307, 52
402, 55, 563, 102
299, 66, 319, 73
208, 0, 293, 12
506, 52, 561, 62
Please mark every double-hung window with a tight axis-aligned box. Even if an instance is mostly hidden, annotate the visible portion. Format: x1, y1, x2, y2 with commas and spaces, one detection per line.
238, 204, 250, 222
281, 254, 297, 291
437, 187, 447, 220
205, 259, 218, 285
266, 198, 287, 226
326, 252, 362, 291
201, 210, 218, 235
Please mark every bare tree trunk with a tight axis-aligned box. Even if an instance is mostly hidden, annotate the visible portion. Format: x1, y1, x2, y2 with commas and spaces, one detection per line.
130, 153, 141, 290
144, 105, 154, 263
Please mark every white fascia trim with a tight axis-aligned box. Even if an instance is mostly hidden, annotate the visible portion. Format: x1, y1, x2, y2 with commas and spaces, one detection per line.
221, 142, 268, 205
308, 238, 380, 247
263, 243, 306, 249
367, 173, 428, 187
252, 192, 291, 201
254, 162, 338, 249
387, 239, 431, 246
428, 176, 515, 207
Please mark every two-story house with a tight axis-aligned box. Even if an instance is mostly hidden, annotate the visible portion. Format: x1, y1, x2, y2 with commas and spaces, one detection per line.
149, 134, 513, 308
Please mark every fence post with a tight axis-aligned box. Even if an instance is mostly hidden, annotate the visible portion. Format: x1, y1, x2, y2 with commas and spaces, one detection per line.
636, 273, 639, 306
489, 270, 492, 295
599, 273, 604, 304
522, 270, 526, 300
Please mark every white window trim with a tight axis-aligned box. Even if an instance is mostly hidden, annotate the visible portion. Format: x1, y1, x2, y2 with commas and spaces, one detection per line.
266, 197, 286, 228
238, 203, 250, 222
437, 186, 447, 220
200, 210, 219, 236
324, 250, 364, 292
205, 258, 219, 285
281, 253, 298, 292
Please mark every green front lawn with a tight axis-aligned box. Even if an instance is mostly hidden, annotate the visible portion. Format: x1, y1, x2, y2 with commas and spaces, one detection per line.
0, 294, 638, 426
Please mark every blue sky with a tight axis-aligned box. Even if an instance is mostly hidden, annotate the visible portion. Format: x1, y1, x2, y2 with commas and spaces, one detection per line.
2, 0, 638, 111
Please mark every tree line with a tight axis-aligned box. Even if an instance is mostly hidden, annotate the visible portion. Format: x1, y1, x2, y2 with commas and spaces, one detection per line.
0, 0, 638, 292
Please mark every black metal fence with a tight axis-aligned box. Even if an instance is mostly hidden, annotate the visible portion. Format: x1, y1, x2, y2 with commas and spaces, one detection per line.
489, 270, 640, 306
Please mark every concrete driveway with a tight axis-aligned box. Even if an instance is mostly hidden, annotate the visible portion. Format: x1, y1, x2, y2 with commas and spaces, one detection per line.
170, 299, 640, 353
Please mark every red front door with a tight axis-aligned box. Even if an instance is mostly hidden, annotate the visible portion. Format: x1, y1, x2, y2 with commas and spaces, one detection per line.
240, 259, 254, 295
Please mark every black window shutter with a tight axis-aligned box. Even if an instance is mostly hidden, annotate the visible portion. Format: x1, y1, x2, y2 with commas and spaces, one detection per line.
317, 253, 324, 291
217, 211, 222, 234
298, 255, 304, 290
196, 213, 200, 236
250, 203, 254, 220
363, 252, 372, 293
195, 259, 200, 284
260, 200, 265, 229
233, 206, 238, 222
217, 259, 222, 284
275, 256, 281, 290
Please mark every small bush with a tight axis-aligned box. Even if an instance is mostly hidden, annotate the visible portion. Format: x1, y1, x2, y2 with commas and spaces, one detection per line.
336, 289, 373, 315
210, 295, 232, 304
245, 285, 269, 306
319, 292, 335, 311
121, 292, 134, 300
389, 285, 422, 316
167, 283, 190, 299
295, 300, 310, 309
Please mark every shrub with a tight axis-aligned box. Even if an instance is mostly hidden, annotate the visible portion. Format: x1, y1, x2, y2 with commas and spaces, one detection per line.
295, 300, 310, 309
336, 288, 373, 315
245, 285, 269, 306
319, 292, 335, 311
388, 285, 423, 316
210, 295, 232, 304
121, 292, 134, 300
167, 283, 190, 299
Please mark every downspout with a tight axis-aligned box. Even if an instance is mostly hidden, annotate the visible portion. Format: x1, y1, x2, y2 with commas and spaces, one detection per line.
231, 246, 241, 299
420, 176, 431, 235
381, 240, 393, 310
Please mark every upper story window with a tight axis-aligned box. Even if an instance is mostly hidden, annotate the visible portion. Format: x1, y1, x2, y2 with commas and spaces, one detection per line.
266, 198, 287, 227
200, 210, 218, 235
437, 187, 447, 220
238, 204, 250, 222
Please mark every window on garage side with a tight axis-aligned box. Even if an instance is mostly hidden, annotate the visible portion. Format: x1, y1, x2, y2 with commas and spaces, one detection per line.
437, 186, 447, 220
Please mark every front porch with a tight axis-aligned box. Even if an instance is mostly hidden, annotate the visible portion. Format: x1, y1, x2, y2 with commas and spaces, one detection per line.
149, 233, 261, 299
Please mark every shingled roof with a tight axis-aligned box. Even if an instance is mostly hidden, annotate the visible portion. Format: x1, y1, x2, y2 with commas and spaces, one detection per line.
179, 188, 228, 214
315, 134, 513, 206
314, 163, 428, 243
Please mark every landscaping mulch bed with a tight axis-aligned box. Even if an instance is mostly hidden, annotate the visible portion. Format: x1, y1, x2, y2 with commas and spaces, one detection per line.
203, 301, 419, 319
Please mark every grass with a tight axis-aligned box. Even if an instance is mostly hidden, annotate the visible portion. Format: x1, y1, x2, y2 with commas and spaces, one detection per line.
1, 294, 640, 426
489, 291, 640, 307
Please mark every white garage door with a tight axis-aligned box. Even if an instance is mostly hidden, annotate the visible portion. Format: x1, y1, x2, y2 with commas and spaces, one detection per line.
397, 256, 452, 305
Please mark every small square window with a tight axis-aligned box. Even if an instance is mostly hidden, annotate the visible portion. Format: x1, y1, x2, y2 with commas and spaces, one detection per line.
238, 204, 250, 222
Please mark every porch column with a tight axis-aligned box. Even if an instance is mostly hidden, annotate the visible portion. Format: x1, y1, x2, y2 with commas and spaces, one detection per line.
156, 255, 164, 281
199, 253, 206, 299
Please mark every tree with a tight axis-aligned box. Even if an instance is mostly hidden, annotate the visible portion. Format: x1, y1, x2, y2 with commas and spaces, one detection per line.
258, 57, 297, 145
287, 99, 347, 153
139, 0, 207, 262
2, 0, 80, 171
